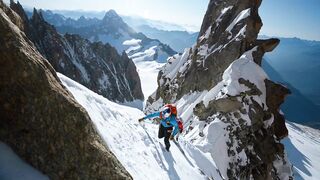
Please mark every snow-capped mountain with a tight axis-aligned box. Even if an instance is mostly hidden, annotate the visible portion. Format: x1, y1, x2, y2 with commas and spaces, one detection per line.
10, 1, 144, 104
45, 9, 107, 19
30, 9, 195, 32
39, 9, 177, 63
133, 24, 199, 53
32, 10, 100, 28
146, 0, 294, 179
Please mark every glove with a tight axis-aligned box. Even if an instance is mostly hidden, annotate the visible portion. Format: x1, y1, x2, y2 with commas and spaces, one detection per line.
169, 135, 174, 141
138, 118, 144, 122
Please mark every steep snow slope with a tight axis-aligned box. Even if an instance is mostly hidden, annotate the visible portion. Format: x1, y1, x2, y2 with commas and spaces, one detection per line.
284, 122, 320, 180
58, 73, 219, 180
57, 72, 320, 180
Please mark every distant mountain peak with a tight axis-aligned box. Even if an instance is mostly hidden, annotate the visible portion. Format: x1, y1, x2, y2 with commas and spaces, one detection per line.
106, 9, 118, 16
103, 9, 121, 20
101, 9, 130, 31
79, 15, 86, 20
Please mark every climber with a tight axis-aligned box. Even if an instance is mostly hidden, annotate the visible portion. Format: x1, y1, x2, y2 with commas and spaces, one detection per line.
138, 104, 179, 151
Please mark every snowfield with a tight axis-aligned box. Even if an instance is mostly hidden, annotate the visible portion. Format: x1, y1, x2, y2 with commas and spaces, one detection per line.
133, 60, 165, 105
123, 39, 142, 46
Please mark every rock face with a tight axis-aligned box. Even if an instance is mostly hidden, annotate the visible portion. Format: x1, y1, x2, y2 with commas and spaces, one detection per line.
147, 0, 293, 179
39, 9, 177, 63
0, 1, 131, 179
10, 1, 143, 103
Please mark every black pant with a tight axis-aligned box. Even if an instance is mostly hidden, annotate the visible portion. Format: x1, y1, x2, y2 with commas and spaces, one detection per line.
158, 124, 173, 149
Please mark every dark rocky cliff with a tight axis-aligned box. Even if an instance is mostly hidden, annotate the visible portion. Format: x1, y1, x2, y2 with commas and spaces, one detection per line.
0, 1, 131, 179
146, 0, 293, 179
10, 1, 143, 103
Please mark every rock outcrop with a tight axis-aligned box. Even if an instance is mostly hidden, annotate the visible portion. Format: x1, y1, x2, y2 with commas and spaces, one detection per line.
10, 1, 143, 103
0, 1, 131, 179
147, 0, 293, 179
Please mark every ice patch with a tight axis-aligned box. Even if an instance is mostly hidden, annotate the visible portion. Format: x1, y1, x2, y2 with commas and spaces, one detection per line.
217, 6, 233, 23
199, 26, 212, 41
226, 8, 251, 32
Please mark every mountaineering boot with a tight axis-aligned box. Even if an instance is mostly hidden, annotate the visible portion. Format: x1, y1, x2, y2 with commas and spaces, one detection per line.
165, 145, 170, 152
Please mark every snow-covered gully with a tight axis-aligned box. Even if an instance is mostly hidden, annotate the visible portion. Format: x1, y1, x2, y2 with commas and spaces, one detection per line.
58, 73, 221, 180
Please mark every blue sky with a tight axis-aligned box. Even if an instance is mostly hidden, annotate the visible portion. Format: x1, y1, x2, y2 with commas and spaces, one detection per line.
5, 0, 320, 40
259, 0, 320, 41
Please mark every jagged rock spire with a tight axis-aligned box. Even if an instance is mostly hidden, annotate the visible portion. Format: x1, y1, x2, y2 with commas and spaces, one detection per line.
32, 8, 44, 22
146, 0, 293, 179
